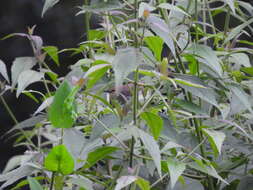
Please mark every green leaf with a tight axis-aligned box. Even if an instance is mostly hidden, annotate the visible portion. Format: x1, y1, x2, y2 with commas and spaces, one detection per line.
84, 64, 111, 88
16, 70, 44, 97
135, 178, 150, 190
42, 0, 60, 17
131, 127, 162, 177
115, 176, 137, 190
11, 57, 36, 88
140, 112, 163, 140
48, 81, 77, 128
175, 99, 206, 115
144, 36, 164, 61
44, 144, 74, 175
187, 44, 222, 77
28, 177, 43, 190
240, 67, 253, 76
0, 59, 10, 83
167, 158, 186, 189
112, 48, 140, 93
88, 30, 106, 41
84, 146, 118, 169
43, 46, 59, 66
202, 129, 226, 157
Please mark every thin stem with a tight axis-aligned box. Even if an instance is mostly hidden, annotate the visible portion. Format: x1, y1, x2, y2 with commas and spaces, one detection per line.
49, 172, 56, 190
224, 7, 231, 39
84, 0, 92, 58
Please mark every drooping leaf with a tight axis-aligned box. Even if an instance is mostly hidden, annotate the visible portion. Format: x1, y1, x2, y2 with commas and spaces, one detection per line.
140, 112, 163, 140
43, 46, 59, 66
48, 81, 78, 128
147, 15, 176, 56
187, 44, 223, 77
131, 127, 162, 177
16, 70, 44, 97
115, 176, 138, 190
28, 177, 43, 190
167, 158, 186, 189
42, 0, 60, 17
44, 144, 74, 175
11, 57, 36, 88
84, 146, 118, 169
112, 47, 140, 94
144, 36, 163, 61
0, 59, 10, 83
34, 96, 54, 115
135, 178, 150, 190
202, 128, 226, 157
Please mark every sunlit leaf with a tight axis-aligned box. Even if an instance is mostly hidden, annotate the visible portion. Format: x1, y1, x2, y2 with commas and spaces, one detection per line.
115, 176, 138, 190
28, 177, 43, 190
44, 144, 74, 175
42, 0, 60, 17
144, 36, 163, 61
0, 59, 10, 83
167, 158, 186, 189
43, 46, 59, 66
135, 178, 150, 190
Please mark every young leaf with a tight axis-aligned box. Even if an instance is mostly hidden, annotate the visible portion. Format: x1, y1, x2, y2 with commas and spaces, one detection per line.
115, 176, 138, 190
167, 158, 186, 189
11, 57, 36, 88
135, 178, 150, 190
42, 0, 60, 17
28, 177, 43, 190
144, 36, 163, 61
0, 59, 10, 83
112, 48, 140, 94
202, 129, 226, 157
44, 144, 74, 175
84, 146, 118, 169
48, 81, 77, 128
140, 112, 163, 140
16, 70, 44, 97
43, 46, 59, 66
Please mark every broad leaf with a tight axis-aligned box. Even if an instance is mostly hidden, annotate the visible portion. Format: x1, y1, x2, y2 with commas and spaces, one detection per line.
131, 127, 162, 177
42, 0, 60, 17
16, 70, 44, 97
44, 144, 74, 175
140, 112, 163, 140
0, 59, 10, 83
135, 178, 150, 190
115, 176, 138, 190
28, 177, 43, 190
112, 48, 140, 93
84, 146, 118, 169
48, 81, 78, 128
187, 44, 223, 77
11, 57, 36, 88
167, 158, 186, 189
202, 129, 226, 157
43, 46, 59, 66
144, 36, 163, 61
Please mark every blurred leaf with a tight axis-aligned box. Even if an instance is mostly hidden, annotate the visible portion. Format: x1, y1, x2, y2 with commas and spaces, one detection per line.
112, 48, 140, 94
16, 70, 44, 97
202, 129, 226, 157
187, 44, 222, 76
68, 176, 94, 190
43, 46, 59, 66
167, 158, 186, 189
158, 3, 190, 16
225, 0, 235, 14
0, 59, 10, 83
175, 99, 206, 115
131, 127, 161, 177
42, 0, 60, 17
84, 146, 118, 169
48, 81, 78, 128
140, 112, 163, 140
240, 67, 253, 76
237, 176, 253, 190
34, 96, 54, 115
28, 177, 43, 190
229, 53, 251, 67
135, 178, 150, 190
115, 176, 138, 190
144, 36, 163, 61
11, 57, 36, 88
44, 144, 74, 175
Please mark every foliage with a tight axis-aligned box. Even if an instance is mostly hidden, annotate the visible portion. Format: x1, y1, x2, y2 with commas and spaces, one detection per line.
0, 0, 253, 190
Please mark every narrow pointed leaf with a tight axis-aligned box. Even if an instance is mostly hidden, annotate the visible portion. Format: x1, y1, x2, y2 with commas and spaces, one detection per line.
42, 0, 60, 17
115, 176, 138, 190
167, 158, 186, 189
0, 59, 10, 83
28, 177, 43, 190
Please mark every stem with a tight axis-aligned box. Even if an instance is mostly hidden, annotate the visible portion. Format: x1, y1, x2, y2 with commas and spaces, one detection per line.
84, 0, 92, 58
49, 172, 56, 190
224, 7, 231, 39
